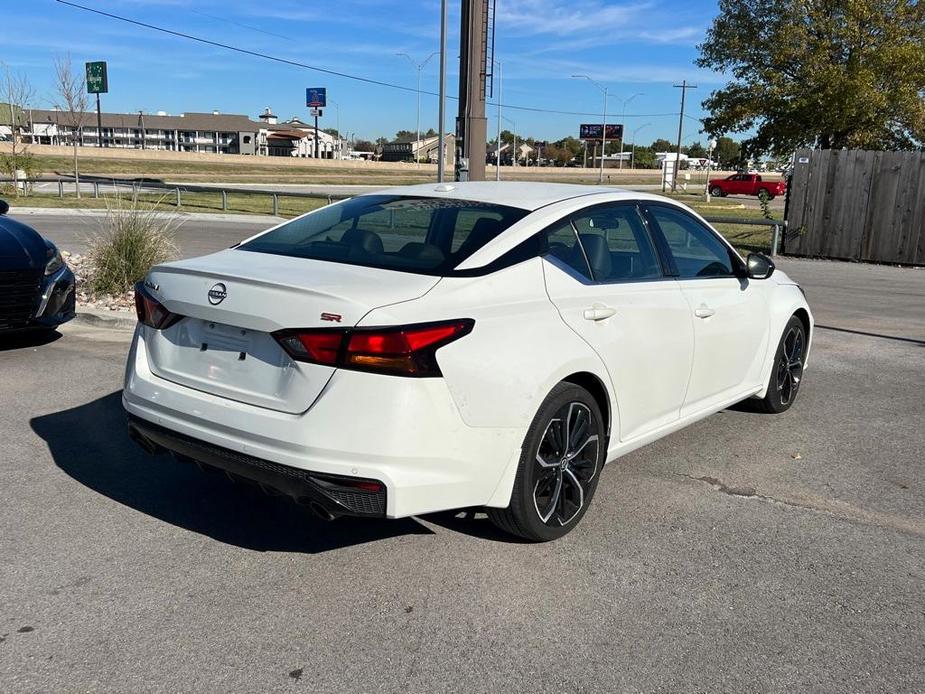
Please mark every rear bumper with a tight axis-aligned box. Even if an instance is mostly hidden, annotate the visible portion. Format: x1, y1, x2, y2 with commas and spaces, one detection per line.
122, 325, 523, 518
127, 414, 386, 518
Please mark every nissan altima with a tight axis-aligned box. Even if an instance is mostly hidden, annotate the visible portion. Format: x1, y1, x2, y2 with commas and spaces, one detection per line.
0, 199, 76, 333
124, 182, 812, 541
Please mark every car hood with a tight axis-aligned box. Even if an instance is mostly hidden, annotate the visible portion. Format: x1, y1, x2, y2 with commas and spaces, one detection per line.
0, 216, 47, 269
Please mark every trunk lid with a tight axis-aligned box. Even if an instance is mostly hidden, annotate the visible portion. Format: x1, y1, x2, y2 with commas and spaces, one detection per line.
142, 249, 440, 414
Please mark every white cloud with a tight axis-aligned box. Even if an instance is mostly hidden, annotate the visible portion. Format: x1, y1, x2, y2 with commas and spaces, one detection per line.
499, 0, 653, 36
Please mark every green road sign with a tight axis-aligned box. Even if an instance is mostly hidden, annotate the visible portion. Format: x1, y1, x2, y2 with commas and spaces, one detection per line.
85, 61, 108, 94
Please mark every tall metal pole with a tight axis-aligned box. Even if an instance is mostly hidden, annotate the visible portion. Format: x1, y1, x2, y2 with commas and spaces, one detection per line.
437, 0, 447, 182
415, 66, 421, 166
314, 112, 320, 159
618, 93, 642, 170
600, 87, 607, 184
96, 93, 103, 148
496, 60, 502, 181
672, 80, 696, 192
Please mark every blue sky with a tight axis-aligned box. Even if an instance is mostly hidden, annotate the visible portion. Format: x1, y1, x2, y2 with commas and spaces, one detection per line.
3, 0, 726, 146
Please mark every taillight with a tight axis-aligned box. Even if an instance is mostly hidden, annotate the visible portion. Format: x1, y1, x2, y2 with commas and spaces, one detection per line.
134, 282, 182, 330
273, 319, 474, 377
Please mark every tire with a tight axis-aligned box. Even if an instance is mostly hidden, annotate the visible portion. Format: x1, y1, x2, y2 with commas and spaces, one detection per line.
487, 383, 605, 541
710, 186, 724, 197
757, 188, 773, 201
756, 315, 806, 413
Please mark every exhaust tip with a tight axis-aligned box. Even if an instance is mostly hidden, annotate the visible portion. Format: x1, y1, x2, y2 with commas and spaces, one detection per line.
308, 500, 337, 522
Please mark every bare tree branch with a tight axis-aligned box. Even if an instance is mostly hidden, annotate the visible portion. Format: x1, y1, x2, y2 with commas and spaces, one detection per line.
54, 54, 89, 198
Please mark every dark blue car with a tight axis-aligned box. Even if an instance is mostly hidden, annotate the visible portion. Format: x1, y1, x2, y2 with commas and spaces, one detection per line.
0, 199, 76, 332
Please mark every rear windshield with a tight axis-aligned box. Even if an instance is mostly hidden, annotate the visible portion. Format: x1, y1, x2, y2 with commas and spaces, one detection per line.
238, 195, 529, 275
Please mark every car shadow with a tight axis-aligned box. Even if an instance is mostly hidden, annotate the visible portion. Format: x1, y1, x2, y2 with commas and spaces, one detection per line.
0, 329, 61, 352
30, 391, 435, 554
420, 509, 526, 543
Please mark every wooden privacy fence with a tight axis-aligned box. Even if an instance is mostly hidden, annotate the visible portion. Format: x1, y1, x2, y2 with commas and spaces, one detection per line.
785, 148, 925, 265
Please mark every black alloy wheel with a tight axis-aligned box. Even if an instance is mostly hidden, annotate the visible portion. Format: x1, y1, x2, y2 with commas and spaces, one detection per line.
488, 383, 605, 541
757, 315, 806, 413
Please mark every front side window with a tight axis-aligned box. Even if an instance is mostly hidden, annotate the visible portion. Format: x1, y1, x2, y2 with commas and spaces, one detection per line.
238, 195, 528, 276
646, 205, 736, 278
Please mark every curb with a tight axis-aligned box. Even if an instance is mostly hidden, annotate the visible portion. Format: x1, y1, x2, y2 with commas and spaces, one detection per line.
73, 309, 137, 331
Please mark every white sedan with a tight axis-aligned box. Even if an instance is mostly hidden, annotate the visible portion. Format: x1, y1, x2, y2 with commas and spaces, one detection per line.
124, 182, 812, 541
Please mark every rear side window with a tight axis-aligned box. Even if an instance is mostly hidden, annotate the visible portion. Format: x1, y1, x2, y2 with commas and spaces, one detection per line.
569, 204, 662, 281
238, 195, 529, 276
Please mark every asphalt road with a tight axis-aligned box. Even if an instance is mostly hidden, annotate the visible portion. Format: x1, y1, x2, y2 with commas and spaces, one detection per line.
1, 231, 923, 692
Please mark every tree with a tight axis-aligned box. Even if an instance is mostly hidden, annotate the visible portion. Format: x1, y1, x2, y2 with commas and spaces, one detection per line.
697, 0, 925, 155
353, 139, 375, 152
394, 130, 417, 142
322, 127, 340, 138
53, 54, 90, 199
631, 146, 657, 169
713, 136, 741, 169
687, 141, 707, 159
1, 64, 35, 196
650, 138, 674, 152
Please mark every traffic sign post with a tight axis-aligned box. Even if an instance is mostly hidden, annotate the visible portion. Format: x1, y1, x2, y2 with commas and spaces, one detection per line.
306, 88, 327, 158
86, 61, 109, 148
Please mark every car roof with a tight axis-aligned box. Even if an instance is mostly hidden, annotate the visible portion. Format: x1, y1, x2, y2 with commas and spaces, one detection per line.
364, 181, 636, 211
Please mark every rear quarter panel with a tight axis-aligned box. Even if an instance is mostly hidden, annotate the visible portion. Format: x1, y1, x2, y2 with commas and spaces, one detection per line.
358, 257, 613, 432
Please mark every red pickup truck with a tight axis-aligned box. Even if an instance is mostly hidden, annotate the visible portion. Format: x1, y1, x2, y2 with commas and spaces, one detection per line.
708, 173, 786, 200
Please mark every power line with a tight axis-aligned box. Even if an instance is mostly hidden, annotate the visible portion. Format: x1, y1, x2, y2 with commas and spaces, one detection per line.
55, 0, 680, 120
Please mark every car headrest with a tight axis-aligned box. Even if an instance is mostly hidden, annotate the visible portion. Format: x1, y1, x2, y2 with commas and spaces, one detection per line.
574, 233, 611, 280
398, 242, 445, 264
342, 228, 384, 255
457, 217, 503, 258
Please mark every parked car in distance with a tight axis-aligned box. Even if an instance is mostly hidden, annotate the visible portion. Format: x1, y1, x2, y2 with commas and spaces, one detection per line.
124, 182, 812, 541
709, 173, 787, 200
0, 199, 76, 332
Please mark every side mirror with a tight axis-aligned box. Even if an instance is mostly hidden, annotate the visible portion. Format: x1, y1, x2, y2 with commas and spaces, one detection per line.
0, 199, 8, 215
746, 252, 775, 280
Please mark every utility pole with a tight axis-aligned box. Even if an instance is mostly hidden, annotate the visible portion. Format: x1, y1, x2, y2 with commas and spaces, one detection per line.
437, 0, 448, 182
672, 80, 696, 192
456, 0, 488, 181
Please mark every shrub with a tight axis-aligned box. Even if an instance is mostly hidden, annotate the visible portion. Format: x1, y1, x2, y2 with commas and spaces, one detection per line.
87, 196, 180, 296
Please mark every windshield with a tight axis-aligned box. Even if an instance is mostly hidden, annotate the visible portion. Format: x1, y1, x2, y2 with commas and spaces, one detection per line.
238, 195, 529, 276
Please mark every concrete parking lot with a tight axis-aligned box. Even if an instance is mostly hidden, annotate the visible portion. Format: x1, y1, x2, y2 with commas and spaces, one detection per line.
1, 219, 923, 692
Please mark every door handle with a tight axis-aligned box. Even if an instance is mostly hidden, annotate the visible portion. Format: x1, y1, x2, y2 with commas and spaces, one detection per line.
694, 306, 716, 319
583, 306, 616, 321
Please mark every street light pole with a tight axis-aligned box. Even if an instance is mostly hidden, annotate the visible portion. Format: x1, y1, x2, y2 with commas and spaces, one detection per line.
496, 60, 502, 181
618, 92, 643, 170
397, 52, 437, 166
630, 122, 651, 169
572, 75, 608, 184
437, 0, 448, 182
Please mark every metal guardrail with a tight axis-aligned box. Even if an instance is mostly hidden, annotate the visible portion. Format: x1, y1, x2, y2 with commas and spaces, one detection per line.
0, 175, 351, 216
703, 216, 786, 257
2, 176, 785, 255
